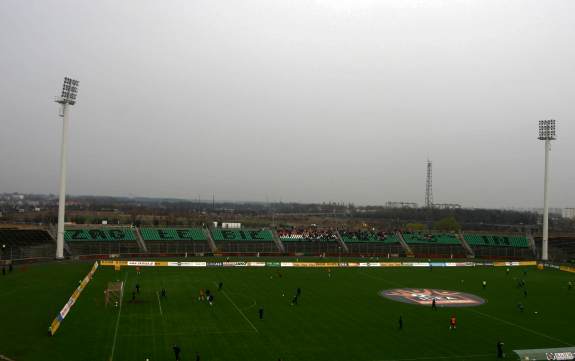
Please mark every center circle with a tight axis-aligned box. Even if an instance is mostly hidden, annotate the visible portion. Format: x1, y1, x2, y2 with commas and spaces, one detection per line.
379, 288, 486, 307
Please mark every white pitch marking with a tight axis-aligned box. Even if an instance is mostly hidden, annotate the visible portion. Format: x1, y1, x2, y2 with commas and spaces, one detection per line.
469, 309, 572, 346
156, 291, 164, 317
358, 271, 574, 349
110, 271, 128, 361
215, 282, 259, 333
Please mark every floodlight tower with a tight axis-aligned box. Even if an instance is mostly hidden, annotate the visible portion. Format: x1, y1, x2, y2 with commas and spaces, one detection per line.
54, 77, 79, 259
538, 119, 556, 261
425, 160, 433, 208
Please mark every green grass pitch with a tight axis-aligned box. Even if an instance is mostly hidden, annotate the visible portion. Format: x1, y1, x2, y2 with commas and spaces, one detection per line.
1, 262, 574, 361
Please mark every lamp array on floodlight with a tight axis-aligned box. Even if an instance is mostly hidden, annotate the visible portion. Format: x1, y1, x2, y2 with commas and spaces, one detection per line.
538, 119, 556, 140
56, 77, 79, 105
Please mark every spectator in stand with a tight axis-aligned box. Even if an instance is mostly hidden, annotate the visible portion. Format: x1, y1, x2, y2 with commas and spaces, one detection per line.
278, 227, 338, 242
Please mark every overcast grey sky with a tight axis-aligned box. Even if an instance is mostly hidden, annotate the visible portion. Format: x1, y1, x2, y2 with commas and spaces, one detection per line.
0, 0, 573, 208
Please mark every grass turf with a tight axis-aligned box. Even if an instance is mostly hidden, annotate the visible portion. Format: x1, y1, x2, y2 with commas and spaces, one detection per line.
1, 262, 574, 361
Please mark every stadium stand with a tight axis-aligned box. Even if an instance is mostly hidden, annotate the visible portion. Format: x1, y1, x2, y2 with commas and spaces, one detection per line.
278, 228, 342, 255
401, 232, 468, 258
534, 235, 575, 263
0, 225, 543, 260
463, 233, 533, 258
140, 227, 211, 254
464, 234, 529, 248
211, 229, 279, 253
65, 228, 140, 256
0, 229, 55, 260
339, 230, 394, 243
339, 230, 405, 257
65, 228, 136, 241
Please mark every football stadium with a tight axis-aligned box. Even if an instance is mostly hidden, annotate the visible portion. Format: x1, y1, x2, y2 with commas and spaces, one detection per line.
1, 226, 575, 361
2, 1, 575, 361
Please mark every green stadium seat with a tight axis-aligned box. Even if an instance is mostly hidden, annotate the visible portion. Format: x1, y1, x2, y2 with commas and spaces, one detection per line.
140, 228, 206, 241
211, 229, 274, 242
463, 234, 529, 248
401, 232, 460, 245
339, 231, 399, 244
64, 228, 136, 241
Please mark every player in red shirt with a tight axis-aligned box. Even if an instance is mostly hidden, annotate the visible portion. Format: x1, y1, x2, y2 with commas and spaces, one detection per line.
449, 315, 457, 330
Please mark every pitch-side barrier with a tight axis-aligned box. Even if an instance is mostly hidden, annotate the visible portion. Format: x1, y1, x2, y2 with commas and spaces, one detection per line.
99, 260, 538, 268
542, 263, 575, 273
49, 261, 99, 335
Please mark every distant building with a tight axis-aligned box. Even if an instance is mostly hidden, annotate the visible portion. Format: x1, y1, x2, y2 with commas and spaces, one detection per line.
222, 222, 241, 229
433, 203, 462, 210
385, 202, 418, 208
534, 208, 563, 216
563, 208, 575, 219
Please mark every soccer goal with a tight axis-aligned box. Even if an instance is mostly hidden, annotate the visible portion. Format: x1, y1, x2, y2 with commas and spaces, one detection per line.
104, 281, 124, 307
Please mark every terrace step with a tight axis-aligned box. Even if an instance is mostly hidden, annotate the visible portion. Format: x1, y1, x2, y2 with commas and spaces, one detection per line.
458, 231, 475, 258
334, 230, 349, 253
527, 232, 538, 258
396, 232, 413, 257
271, 229, 286, 253
134, 227, 148, 253
48, 224, 73, 257
203, 228, 218, 253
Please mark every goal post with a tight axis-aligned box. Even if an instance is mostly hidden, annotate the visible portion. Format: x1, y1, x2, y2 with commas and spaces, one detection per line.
105, 281, 124, 307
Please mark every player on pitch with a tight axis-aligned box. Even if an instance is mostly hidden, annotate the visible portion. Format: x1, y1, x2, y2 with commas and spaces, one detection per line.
291, 294, 298, 306
449, 315, 457, 330
497, 340, 504, 358
172, 344, 181, 361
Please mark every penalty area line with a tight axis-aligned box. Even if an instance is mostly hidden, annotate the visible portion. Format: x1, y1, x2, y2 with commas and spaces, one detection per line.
468, 309, 573, 346
215, 282, 259, 333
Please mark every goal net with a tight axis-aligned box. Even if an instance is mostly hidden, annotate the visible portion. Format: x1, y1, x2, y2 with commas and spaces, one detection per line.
104, 281, 124, 307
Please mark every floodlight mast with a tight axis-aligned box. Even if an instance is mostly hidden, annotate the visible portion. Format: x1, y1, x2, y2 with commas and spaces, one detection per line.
54, 77, 79, 260
538, 119, 556, 261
